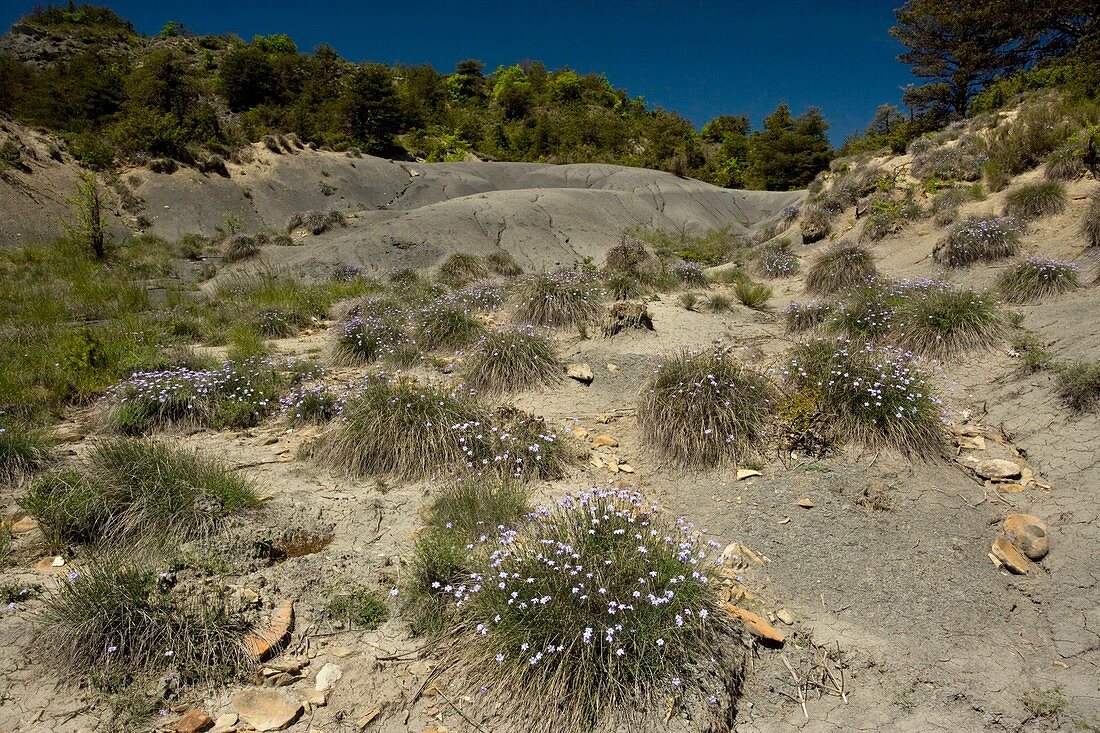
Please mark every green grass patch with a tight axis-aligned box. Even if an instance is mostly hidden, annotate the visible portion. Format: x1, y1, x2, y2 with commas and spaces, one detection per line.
805, 243, 878, 295
460, 327, 561, 396
996, 256, 1081, 303
327, 585, 390, 629
1055, 361, 1100, 413
1003, 181, 1067, 221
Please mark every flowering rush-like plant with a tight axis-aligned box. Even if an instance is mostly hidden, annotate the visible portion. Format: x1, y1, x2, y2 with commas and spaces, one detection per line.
441, 486, 743, 732
995, 255, 1080, 303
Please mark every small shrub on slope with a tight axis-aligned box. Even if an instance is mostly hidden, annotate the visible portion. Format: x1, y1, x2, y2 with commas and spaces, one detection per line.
414, 298, 487, 351
733, 279, 772, 309
486, 251, 523, 277
638, 347, 774, 468
782, 340, 946, 458
0, 420, 51, 485
286, 210, 346, 235
996, 257, 1081, 303
333, 313, 412, 365
1003, 181, 1067, 221
437, 253, 489, 289
892, 287, 1004, 358
805, 243, 878, 295
783, 302, 833, 334
511, 271, 604, 328
1082, 188, 1100, 251
755, 238, 799, 279
461, 327, 561, 395
1055, 362, 1100, 413
934, 216, 1023, 268
440, 487, 743, 733
327, 585, 390, 629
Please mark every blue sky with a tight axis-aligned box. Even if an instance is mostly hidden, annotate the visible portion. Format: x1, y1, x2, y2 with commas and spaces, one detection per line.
1, 1, 916, 145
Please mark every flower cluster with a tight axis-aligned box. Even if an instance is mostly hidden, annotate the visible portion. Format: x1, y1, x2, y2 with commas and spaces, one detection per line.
779, 204, 802, 222
937, 216, 1024, 267
756, 240, 798, 278
783, 301, 833, 333
511, 270, 605, 328
335, 313, 414, 364
996, 255, 1080, 303
671, 261, 708, 286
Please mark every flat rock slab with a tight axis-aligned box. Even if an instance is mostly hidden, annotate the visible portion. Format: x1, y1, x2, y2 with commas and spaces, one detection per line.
232, 690, 303, 732
974, 458, 1022, 480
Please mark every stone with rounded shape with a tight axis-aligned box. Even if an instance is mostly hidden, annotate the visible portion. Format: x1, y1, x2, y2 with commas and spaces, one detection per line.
1003, 514, 1049, 560
592, 434, 619, 448
565, 363, 594, 384
232, 690, 302, 732
315, 662, 343, 691
174, 709, 214, 733
974, 458, 1021, 480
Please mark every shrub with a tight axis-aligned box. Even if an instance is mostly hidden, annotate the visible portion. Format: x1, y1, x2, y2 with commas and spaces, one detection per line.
0, 421, 51, 485
1003, 181, 1067, 221
280, 384, 341, 424
934, 216, 1023, 268
437, 253, 489, 289
460, 327, 561, 395
638, 346, 774, 467
1044, 142, 1086, 181
38, 558, 252, 686
327, 585, 390, 629
439, 487, 742, 733
511, 272, 604, 329
486, 251, 523, 277
1055, 361, 1100, 412
307, 379, 567, 482
678, 292, 699, 311
783, 302, 833, 333
222, 234, 260, 263
996, 256, 1081, 303
861, 195, 923, 242
755, 239, 799, 278
20, 439, 259, 548
1083, 188, 1100, 250
669, 261, 709, 287
931, 186, 977, 226
602, 271, 651, 301
983, 103, 1073, 187
414, 300, 487, 351
732, 280, 772, 309
831, 283, 901, 341
892, 287, 1004, 358
286, 210, 346, 235
604, 237, 661, 277
452, 283, 507, 312
333, 313, 411, 365
782, 340, 946, 457
800, 204, 834, 243
707, 294, 732, 313
805, 243, 878, 295
910, 137, 985, 182
1011, 333, 1054, 374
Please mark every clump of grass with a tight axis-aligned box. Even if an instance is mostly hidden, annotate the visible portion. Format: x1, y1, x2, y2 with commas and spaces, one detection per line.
934, 216, 1023, 268
892, 287, 1004, 358
805, 243, 878, 295
707, 293, 732, 313
0, 420, 51, 485
755, 238, 799, 279
440, 486, 743, 733
602, 271, 651, 301
332, 313, 411, 365
437, 253, 489, 289
38, 557, 252, 687
280, 384, 341, 424
486, 251, 523, 277
733, 280, 772, 309
669, 261, 709, 287
1044, 141, 1086, 181
20, 439, 259, 549
931, 186, 980, 226
460, 327, 561, 395
996, 256, 1081, 303
222, 234, 261, 263
678, 292, 699, 311
1082, 188, 1100, 250
604, 237, 662, 276
860, 195, 923, 242
510, 271, 604, 329
781, 340, 946, 457
1055, 361, 1100, 412
799, 203, 834, 243
286, 210, 346, 235
783, 302, 833, 333
1003, 181, 1067, 221
307, 379, 566, 482
327, 585, 390, 629
638, 346, 774, 467
414, 299, 487, 351
1010, 333, 1054, 374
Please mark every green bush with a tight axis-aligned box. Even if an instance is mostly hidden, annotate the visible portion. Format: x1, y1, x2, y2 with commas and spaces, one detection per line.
782, 340, 946, 457
805, 243, 878, 295
1003, 181, 1067, 221
638, 346, 774, 467
707, 293, 732, 313
460, 327, 561, 395
732, 279, 772, 309
222, 234, 261, 263
20, 439, 259, 549
934, 216, 1023, 268
414, 299, 487, 351
995, 257, 1081, 303
332, 313, 411, 365
754, 238, 798, 279
1044, 141, 1086, 181
327, 585, 390, 629
286, 210, 346, 235
892, 287, 1004, 358
602, 271, 651, 301
440, 487, 742, 733
1055, 361, 1100, 412
677, 292, 699, 311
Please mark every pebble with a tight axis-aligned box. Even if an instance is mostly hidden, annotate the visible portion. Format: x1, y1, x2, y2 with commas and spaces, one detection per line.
592, 435, 619, 448
991, 536, 1030, 574
565, 363, 594, 384
174, 709, 214, 733
315, 662, 343, 691
775, 608, 795, 625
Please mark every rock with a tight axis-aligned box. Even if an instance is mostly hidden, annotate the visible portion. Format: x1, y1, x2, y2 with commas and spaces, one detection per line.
1003, 514, 1049, 561
210, 713, 238, 733
306, 690, 327, 707
606, 363, 619, 373
596, 414, 612, 424
244, 600, 294, 660
34, 556, 66, 571
356, 707, 381, 728
619, 463, 635, 473
571, 426, 589, 439
797, 498, 814, 509
723, 603, 785, 645
592, 435, 619, 448
174, 709, 214, 733
10, 516, 37, 534
232, 690, 303, 732
974, 459, 1021, 480
736, 469, 762, 481
260, 436, 279, 446
565, 363, 594, 384
991, 536, 1030, 574
315, 663, 343, 691
775, 608, 794, 625
328, 645, 356, 658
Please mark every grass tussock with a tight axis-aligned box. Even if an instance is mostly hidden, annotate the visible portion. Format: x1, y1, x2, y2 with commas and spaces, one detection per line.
440, 487, 743, 733
638, 346, 774, 467
460, 327, 561, 395
327, 584, 390, 629
286, 209, 346, 235
934, 216, 1023, 268
437, 253, 489, 289
19, 439, 259, 550
805, 243, 878, 295
486, 251, 523, 277
892, 287, 1005, 358
0, 421, 52, 485
755, 238, 799, 279
1055, 361, 1100, 413
1083, 188, 1100, 250
414, 300, 487, 351
996, 257, 1081, 303
222, 234, 261, 263
332, 313, 412, 365
781, 340, 946, 458
1003, 181, 1067, 221
783, 302, 833, 334
732, 279, 772, 309
511, 271, 604, 329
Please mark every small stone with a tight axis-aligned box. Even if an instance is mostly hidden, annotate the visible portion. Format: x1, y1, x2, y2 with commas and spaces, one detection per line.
957, 435, 986, 450
329, 645, 356, 658
991, 536, 1030, 574
592, 435, 619, 448
50, 555, 66, 567
974, 459, 1021, 480
736, 469, 762, 481
356, 707, 381, 729
174, 709, 214, 733
210, 712, 238, 733
306, 690, 327, 707
778, 517, 791, 525
10, 516, 38, 534
315, 663, 343, 691
606, 363, 619, 373
1003, 514, 1049, 561
571, 426, 589, 439
723, 603, 785, 645
589, 454, 605, 468
775, 609, 794, 625
618, 464, 635, 473
565, 363, 594, 384
260, 436, 279, 446
999, 483, 1026, 493
797, 498, 814, 509
596, 414, 612, 424
232, 690, 303, 732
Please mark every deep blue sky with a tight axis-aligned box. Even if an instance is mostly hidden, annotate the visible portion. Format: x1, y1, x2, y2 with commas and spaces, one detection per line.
1, 1, 916, 145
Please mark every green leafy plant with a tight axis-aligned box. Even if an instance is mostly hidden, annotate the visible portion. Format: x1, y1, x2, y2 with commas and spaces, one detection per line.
1055, 361, 1100, 412
327, 585, 390, 629
732, 279, 772, 309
